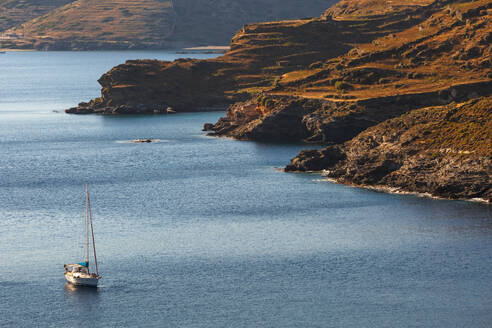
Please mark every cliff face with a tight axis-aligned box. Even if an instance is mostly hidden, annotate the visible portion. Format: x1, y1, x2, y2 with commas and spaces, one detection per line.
0, 0, 337, 50
206, 80, 492, 144
66, 0, 492, 201
68, 59, 240, 114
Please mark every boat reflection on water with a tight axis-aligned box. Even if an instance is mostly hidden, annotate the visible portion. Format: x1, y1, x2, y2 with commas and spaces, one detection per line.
64, 282, 101, 310
65, 282, 100, 294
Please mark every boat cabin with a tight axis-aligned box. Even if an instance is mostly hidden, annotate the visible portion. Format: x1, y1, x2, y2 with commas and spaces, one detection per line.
64, 263, 89, 274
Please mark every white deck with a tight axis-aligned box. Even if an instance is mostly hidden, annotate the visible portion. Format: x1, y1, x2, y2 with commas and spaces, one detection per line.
65, 272, 100, 287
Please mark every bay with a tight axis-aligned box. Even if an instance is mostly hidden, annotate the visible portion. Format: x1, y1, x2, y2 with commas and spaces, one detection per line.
0, 51, 491, 328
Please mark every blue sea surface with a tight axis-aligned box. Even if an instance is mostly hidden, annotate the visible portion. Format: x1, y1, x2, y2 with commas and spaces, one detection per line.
0, 51, 491, 327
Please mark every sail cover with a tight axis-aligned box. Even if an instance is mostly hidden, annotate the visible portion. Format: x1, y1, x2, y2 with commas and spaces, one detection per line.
78, 261, 89, 267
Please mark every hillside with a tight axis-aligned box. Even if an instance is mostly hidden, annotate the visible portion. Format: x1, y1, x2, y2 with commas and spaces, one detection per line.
66, 0, 443, 113
324, 0, 435, 18
0, 0, 73, 32
66, 0, 492, 201
276, 0, 491, 101
0, 0, 337, 50
286, 96, 492, 201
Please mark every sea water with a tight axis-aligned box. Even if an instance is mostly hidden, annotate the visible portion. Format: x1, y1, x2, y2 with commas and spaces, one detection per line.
0, 51, 491, 327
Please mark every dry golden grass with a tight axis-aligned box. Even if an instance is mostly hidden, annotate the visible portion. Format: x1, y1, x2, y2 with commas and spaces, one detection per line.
0, 0, 74, 31
9, 0, 175, 41
372, 96, 492, 156
275, 0, 492, 102
326, 0, 434, 20
1, 0, 339, 49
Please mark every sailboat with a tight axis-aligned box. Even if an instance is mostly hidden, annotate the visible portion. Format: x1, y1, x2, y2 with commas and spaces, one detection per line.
64, 185, 101, 287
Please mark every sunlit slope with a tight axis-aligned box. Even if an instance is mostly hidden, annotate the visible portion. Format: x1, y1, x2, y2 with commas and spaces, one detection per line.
0, 0, 74, 32
1, 0, 338, 50
1, 0, 176, 49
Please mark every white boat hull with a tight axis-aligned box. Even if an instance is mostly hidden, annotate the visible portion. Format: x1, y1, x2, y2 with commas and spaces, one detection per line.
65, 273, 99, 287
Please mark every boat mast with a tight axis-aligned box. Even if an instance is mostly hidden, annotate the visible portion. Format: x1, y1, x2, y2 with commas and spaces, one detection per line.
85, 184, 90, 267
88, 190, 99, 276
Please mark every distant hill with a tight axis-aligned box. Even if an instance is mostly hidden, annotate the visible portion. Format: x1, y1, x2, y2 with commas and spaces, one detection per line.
0, 0, 337, 50
0, 0, 74, 32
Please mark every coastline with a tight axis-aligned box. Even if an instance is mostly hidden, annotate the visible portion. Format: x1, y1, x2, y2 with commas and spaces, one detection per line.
307, 171, 491, 204
0, 49, 34, 52
276, 166, 490, 204
328, 180, 491, 205
184, 46, 230, 51
0, 47, 228, 52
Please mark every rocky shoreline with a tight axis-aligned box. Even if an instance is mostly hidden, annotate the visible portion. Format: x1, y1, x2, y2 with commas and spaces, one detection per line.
203, 89, 491, 202
313, 176, 490, 203
204, 81, 492, 143
66, 102, 227, 115
284, 97, 492, 202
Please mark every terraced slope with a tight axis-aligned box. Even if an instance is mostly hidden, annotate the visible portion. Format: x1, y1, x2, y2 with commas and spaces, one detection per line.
324, 0, 435, 19
0, 0, 337, 50
1, 0, 176, 50
278, 0, 492, 100
0, 0, 74, 32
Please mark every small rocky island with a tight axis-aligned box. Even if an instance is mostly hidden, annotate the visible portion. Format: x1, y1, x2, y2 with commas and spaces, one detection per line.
130, 139, 159, 143
66, 0, 491, 202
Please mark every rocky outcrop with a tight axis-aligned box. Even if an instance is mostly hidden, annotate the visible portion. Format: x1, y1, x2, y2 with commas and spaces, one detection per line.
286, 97, 492, 202
207, 80, 492, 143
206, 96, 328, 141
130, 139, 159, 143
65, 58, 243, 114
